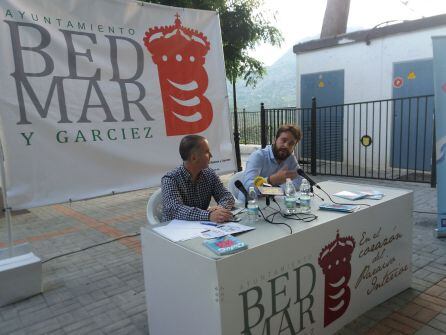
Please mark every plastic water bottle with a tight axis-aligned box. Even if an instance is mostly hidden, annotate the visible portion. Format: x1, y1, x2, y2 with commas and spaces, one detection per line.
284, 178, 297, 214
299, 178, 311, 213
247, 186, 259, 223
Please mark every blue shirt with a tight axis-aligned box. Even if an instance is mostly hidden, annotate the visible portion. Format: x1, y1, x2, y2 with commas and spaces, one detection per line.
241, 145, 301, 200
161, 165, 234, 222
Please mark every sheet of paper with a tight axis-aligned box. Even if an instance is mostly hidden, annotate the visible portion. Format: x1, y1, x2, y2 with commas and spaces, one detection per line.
334, 189, 384, 201
153, 220, 209, 242
359, 190, 384, 200
333, 190, 364, 200
154, 220, 256, 241
258, 186, 284, 196
200, 222, 255, 239
168, 219, 210, 229
217, 222, 255, 234
153, 225, 203, 242
200, 228, 227, 239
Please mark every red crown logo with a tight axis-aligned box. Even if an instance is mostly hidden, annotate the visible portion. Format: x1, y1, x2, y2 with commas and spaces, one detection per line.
318, 231, 356, 327
144, 15, 213, 136
318, 231, 355, 271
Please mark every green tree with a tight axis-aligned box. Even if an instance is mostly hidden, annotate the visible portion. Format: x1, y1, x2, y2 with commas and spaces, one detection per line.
220, 1, 282, 86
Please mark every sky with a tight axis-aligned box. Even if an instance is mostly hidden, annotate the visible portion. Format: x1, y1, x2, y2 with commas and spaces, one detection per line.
252, 0, 446, 66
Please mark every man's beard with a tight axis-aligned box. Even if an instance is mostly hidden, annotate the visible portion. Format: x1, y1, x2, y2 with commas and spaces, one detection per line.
272, 144, 291, 161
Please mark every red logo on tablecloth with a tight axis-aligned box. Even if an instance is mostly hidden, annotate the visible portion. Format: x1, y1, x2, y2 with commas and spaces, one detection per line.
318, 230, 355, 327
442, 83, 446, 93
393, 77, 404, 88
144, 14, 213, 136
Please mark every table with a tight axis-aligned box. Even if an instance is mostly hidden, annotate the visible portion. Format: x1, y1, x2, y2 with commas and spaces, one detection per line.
141, 180, 413, 335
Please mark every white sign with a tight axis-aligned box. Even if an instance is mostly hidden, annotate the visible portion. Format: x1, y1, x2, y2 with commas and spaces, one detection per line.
0, 0, 235, 209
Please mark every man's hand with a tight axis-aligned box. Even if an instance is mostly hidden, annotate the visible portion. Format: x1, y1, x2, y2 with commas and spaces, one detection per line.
209, 207, 233, 223
269, 167, 297, 186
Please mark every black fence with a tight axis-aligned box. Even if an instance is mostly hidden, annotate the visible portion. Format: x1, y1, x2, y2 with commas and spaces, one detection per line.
231, 107, 298, 145
231, 109, 262, 144
235, 95, 436, 185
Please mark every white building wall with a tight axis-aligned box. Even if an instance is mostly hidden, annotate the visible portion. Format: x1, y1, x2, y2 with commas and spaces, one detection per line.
295, 26, 446, 172
296, 26, 446, 105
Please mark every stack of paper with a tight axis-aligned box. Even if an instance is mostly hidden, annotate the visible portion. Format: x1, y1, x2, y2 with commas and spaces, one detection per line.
153, 220, 255, 242
359, 190, 384, 200
153, 220, 205, 242
333, 189, 384, 200
319, 203, 359, 213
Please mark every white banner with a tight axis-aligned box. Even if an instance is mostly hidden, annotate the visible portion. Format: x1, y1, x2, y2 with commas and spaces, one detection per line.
432, 36, 446, 232
0, 0, 236, 209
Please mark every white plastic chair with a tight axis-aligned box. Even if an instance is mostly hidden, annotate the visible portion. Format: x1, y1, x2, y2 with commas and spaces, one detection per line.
146, 188, 163, 225
227, 170, 245, 204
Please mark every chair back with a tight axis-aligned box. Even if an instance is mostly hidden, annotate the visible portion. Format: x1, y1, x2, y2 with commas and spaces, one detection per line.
146, 188, 163, 225
227, 170, 245, 202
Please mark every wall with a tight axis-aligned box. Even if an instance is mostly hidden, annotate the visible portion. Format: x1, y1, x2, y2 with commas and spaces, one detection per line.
295, 26, 446, 171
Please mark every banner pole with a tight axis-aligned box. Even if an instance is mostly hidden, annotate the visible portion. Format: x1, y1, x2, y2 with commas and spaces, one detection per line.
0, 140, 13, 257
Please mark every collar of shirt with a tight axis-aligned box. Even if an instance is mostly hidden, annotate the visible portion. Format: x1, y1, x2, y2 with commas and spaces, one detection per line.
267, 145, 279, 165
180, 164, 203, 183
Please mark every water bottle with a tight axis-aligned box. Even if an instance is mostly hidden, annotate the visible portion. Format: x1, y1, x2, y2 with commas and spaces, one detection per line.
247, 186, 259, 223
299, 178, 311, 213
284, 178, 297, 214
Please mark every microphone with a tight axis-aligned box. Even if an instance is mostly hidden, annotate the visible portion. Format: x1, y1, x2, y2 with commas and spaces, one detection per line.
254, 176, 271, 187
234, 180, 249, 208
297, 169, 321, 190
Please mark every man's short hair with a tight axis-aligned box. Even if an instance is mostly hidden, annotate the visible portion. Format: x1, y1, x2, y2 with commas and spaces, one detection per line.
275, 124, 302, 142
179, 135, 206, 161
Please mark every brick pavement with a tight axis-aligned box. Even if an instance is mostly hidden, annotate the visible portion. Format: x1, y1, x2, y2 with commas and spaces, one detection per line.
0, 173, 445, 334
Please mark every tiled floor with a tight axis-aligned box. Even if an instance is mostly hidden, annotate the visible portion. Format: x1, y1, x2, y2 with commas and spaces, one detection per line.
0, 171, 445, 334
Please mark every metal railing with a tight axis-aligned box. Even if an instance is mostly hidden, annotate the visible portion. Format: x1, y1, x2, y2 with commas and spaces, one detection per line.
253, 95, 436, 185
231, 109, 262, 144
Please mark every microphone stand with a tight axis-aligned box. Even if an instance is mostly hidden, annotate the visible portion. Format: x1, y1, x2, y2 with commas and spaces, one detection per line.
265, 195, 271, 206
297, 169, 325, 201
312, 189, 325, 201
307, 184, 324, 201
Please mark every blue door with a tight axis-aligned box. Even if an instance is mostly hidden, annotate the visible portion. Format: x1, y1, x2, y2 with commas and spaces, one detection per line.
300, 70, 344, 161
392, 59, 434, 171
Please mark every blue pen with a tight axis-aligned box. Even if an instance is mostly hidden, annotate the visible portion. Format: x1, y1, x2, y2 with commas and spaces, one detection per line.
201, 222, 218, 227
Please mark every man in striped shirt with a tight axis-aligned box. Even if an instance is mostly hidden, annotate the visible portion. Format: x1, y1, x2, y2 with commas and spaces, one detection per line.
161, 135, 234, 223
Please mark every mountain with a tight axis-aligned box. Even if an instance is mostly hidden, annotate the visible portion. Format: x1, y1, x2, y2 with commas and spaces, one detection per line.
227, 48, 297, 112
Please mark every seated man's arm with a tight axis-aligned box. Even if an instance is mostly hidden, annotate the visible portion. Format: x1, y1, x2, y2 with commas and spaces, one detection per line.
161, 176, 210, 222
269, 156, 299, 187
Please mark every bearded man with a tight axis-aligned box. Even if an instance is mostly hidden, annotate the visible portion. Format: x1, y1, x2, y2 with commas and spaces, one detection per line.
242, 124, 302, 196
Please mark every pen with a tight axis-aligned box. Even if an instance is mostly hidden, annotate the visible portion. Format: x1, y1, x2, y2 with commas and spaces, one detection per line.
201, 222, 218, 227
